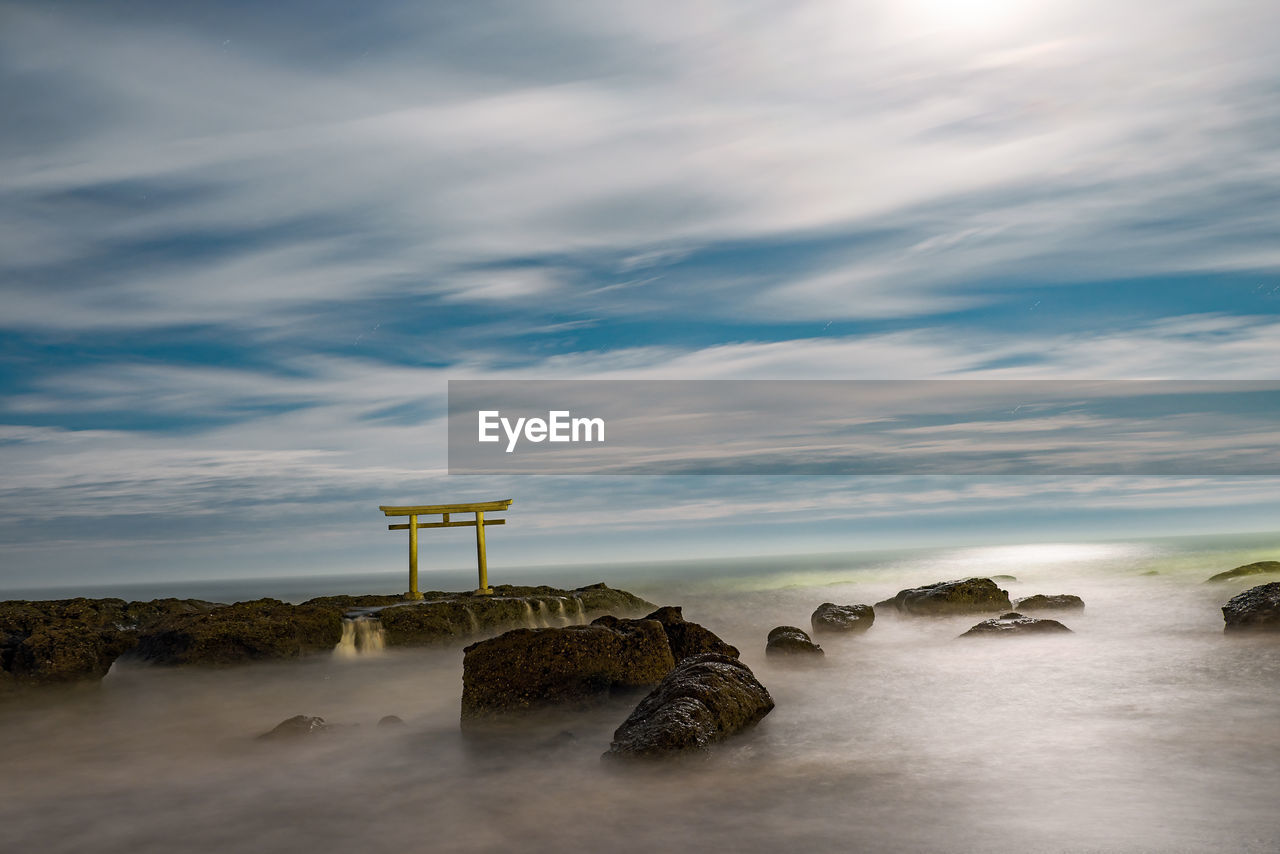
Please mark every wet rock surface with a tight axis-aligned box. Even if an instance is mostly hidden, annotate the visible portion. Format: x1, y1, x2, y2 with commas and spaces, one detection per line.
810, 602, 875, 634
1, 598, 223, 691
594, 606, 739, 663
1206, 561, 1280, 584
765, 625, 824, 657
460, 619, 676, 725
1222, 582, 1280, 632
959, 612, 1073, 637
1013, 594, 1085, 611
605, 653, 774, 760
877, 578, 1012, 616
131, 599, 344, 666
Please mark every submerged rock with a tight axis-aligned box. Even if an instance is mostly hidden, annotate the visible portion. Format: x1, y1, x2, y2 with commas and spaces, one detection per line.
594, 606, 739, 663
765, 625, 824, 657
460, 620, 675, 725
1, 597, 223, 691
877, 578, 1012, 616
1206, 561, 1280, 584
258, 715, 330, 740
605, 653, 774, 760
810, 602, 875, 634
131, 599, 343, 666
1013, 594, 1085, 611
959, 612, 1072, 637
377, 715, 405, 728
1222, 582, 1280, 632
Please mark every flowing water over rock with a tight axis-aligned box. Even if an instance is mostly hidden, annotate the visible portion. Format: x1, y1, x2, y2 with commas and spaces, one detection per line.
333, 616, 386, 659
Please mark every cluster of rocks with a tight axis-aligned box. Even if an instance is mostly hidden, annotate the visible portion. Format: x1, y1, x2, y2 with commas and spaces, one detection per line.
461, 605, 772, 760
1, 583, 654, 694
960, 612, 1072, 637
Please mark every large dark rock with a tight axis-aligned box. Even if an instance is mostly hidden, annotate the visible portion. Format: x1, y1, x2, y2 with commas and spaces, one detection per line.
1207, 561, 1280, 584
132, 599, 343, 666
1222, 582, 1280, 632
594, 606, 739, 663
460, 620, 675, 725
960, 612, 1072, 637
605, 653, 774, 760
810, 602, 875, 634
1, 598, 223, 690
878, 578, 1011, 616
765, 625, 823, 657
1013, 594, 1085, 611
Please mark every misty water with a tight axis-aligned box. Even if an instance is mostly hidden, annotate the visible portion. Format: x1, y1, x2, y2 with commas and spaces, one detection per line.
3, 536, 1280, 853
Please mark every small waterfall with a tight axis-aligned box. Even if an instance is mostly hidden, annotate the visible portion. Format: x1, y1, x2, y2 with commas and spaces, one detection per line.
571, 597, 586, 624
333, 616, 386, 659
553, 598, 568, 626
521, 600, 537, 628
536, 600, 552, 628
463, 606, 479, 635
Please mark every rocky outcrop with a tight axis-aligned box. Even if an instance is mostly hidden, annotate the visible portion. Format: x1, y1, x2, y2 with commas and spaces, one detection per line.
358, 584, 655, 647
131, 599, 343, 666
1013, 594, 1085, 611
1206, 561, 1280, 584
959, 612, 1072, 637
810, 603, 874, 634
257, 715, 330, 740
605, 653, 774, 760
594, 606, 739, 663
1, 597, 223, 691
877, 578, 1011, 616
461, 620, 675, 725
1222, 582, 1280, 632
765, 625, 823, 657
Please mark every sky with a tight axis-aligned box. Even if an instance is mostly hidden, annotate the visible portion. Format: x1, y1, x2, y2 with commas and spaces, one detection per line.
2, 0, 1280, 588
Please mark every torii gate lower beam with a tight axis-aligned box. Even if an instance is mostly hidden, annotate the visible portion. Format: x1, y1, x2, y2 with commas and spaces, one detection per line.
380, 499, 513, 598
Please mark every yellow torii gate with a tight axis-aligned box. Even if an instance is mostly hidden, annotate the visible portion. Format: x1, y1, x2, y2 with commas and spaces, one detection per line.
379, 499, 513, 598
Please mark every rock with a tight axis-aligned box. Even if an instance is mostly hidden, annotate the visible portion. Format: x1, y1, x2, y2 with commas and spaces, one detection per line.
367, 584, 655, 647
258, 715, 330, 740
991, 575, 1018, 581
1013, 594, 1085, 611
1222, 582, 1280, 632
605, 653, 774, 759
960, 612, 1073, 637
1, 597, 224, 691
131, 599, 343, 666
1206, 561, 1280, 584
460, 620, 675, 725
1138, 570, 1160, 576
594, 606, 739, 663
377, 715, 405, 728
810, 603, 874, 634
879, 578, 1012, 616
765, 626, 823, 657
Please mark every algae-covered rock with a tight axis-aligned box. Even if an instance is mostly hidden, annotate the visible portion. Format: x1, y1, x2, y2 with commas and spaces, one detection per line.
593, 606, 739, 663
878, 578, 1011, 616
1013, 594, 1085, 611
1206, 561, 1280, 584
461, 620, 675, 725
132, 599, 343, 666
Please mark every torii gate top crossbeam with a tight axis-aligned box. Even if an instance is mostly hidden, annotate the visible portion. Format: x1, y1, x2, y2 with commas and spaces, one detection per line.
379, 499, 513, 516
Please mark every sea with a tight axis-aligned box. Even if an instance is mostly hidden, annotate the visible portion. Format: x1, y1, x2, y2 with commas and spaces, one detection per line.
2, 530, 1279, 853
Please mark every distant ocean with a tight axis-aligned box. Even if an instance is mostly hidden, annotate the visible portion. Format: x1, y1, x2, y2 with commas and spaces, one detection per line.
4, 529, 1279, 604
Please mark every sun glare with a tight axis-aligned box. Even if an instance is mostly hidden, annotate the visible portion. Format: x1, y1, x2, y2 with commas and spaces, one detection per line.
893, 0, 1033, 39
